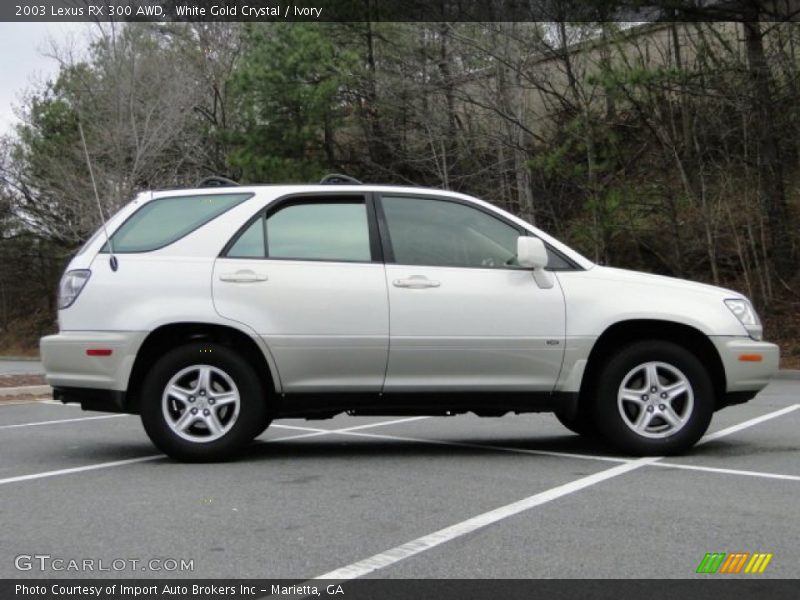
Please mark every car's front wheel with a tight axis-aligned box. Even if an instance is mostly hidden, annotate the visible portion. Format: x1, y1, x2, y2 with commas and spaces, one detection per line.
592, 340, 714, 455
140, 342, 268, 462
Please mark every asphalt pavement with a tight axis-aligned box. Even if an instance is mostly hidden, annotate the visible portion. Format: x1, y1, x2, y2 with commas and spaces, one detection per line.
0, 379, 797, 580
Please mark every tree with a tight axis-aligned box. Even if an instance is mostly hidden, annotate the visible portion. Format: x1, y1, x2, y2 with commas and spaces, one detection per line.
227, 23, 358, 183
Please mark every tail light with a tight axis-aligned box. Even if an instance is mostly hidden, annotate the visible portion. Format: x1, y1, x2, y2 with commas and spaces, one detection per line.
58, 269, 91, 309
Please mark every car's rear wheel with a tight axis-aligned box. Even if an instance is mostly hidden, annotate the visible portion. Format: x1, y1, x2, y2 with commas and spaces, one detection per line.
140, 342, 268, 462
592, 340, 714, 455
555, 406, 597, 437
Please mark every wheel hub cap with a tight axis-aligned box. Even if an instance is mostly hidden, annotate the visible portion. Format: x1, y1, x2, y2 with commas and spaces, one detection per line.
161, 365, 241, 443
617, 361, 694, 439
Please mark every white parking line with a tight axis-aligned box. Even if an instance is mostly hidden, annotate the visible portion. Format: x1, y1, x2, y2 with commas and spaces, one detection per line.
698, 404, 799, 443
272, 416, 429, 436
309, 415, 800, 483
0, 418, 430, 487
314, 457, 660, 580
651, 461, 800, 482
0, 429, 330, 488
312, 404, 799, 581
279, 421, 800, 485
0, 414, 128, 430
270, 417, 430, 433
335, 426, 800, 485
331, 429, 631, 464
0, 455, 164, 486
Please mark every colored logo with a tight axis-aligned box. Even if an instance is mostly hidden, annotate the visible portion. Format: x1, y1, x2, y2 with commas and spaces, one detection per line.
696, 552, 773, 574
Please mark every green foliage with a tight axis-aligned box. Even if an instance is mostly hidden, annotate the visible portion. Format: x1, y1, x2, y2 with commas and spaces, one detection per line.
14, 65, 87, 185
227, 23, 359, 183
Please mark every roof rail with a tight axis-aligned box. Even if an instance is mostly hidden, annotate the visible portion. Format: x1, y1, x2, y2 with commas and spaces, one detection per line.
319, 173, 362, 185
197, 176, 240, 188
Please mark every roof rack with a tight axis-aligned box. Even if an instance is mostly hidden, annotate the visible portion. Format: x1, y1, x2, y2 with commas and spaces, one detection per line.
319, 173, 362, 185
197, 176, 240, 188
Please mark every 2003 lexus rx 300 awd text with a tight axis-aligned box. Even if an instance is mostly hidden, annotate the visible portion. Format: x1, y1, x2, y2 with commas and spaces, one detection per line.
40, 178, 779, 461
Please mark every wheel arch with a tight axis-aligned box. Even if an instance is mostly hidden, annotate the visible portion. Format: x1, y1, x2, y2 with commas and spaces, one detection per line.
578, 319, 727, 413
125, 322, 278, 413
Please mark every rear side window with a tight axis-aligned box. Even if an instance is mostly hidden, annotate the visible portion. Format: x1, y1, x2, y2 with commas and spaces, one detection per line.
227, 217, 266, 258
266, 202, 371, 262
105, 193, 251, 253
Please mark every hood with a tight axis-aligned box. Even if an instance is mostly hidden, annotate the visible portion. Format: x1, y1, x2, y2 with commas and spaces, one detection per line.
586, 266, 744, 300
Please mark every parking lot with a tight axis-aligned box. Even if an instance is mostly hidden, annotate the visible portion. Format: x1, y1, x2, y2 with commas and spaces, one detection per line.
0, 378, 798, 580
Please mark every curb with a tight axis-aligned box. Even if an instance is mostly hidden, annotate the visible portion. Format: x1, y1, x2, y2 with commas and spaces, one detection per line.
774, 369, 800, 381
0, 356, 40, 361
0, 385, 51, 398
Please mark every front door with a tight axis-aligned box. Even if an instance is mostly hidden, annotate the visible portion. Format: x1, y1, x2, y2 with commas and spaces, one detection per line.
378, 194, 566, 392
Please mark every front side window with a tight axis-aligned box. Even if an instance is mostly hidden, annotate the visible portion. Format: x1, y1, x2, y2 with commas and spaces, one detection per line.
381, 196, 521, 269
107, 193, 251, 253
265, 200, 371, 262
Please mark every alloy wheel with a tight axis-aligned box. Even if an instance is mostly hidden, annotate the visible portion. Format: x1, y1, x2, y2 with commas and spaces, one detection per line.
161, 365, 241, 443
616, 361, 694, 439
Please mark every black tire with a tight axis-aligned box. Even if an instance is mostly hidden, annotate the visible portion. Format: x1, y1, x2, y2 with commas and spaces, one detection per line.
140, 342, 268, 462
256, 417, 273, 439
555, 406, 597, 437
591, 340, 714, 456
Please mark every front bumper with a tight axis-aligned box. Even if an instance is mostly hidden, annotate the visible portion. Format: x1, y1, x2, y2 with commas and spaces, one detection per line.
40, 331, 146, 392
711, 336, 780, 393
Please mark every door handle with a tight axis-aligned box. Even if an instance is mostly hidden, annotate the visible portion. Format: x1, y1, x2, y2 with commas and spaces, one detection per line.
392, 275, 441, 289
219, 270, 268, 283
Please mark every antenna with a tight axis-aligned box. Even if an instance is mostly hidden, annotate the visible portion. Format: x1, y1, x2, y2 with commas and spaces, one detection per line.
78, 120, 117, 272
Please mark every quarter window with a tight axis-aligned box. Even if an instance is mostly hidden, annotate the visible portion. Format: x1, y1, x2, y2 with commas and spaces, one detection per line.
106, 193, 251, 253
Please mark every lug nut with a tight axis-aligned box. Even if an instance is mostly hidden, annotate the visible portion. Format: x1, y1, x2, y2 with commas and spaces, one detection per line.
199, 390, 206, 396
190, 407, 198, 415
647, 406, 655, 413
188, 396, 195, 403
642, 394, 649, 401
209, 398, 215, 405
650, 387, 657, 393
659, 404, 666, 410
660, 393, 667, 399
203, 409, 210, 416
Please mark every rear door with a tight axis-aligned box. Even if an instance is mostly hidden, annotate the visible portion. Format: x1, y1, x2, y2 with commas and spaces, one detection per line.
213, 193, 389, 392
378, 193, 566, 392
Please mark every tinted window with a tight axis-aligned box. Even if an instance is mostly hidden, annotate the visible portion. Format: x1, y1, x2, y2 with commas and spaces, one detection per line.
266, 201, 371, 262
545, 246, 573, 270
227, 217, 265, 258
382, 196, 521, 269
107, 193, 251, 253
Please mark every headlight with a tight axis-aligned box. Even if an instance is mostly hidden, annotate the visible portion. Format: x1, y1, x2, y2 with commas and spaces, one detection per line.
725, 298, 762, 341
58, 269, 91, 309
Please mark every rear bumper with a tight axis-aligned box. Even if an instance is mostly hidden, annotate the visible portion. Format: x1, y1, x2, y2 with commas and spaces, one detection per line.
40, 331, 146, 392
711, 336, 780, 393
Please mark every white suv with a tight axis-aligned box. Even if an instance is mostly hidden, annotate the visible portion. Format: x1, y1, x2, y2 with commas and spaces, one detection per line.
40, 178, 779, 461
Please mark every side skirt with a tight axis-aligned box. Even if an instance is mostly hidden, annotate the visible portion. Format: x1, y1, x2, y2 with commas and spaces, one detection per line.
273, 391, 578, 420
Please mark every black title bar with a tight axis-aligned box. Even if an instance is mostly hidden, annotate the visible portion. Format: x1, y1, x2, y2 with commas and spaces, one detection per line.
4, 579, 800, 600
3, 0, 800, 22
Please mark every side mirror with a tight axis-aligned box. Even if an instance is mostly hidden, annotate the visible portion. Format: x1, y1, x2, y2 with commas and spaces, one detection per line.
517, 236, 548, 269
517, 236, 555, 289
